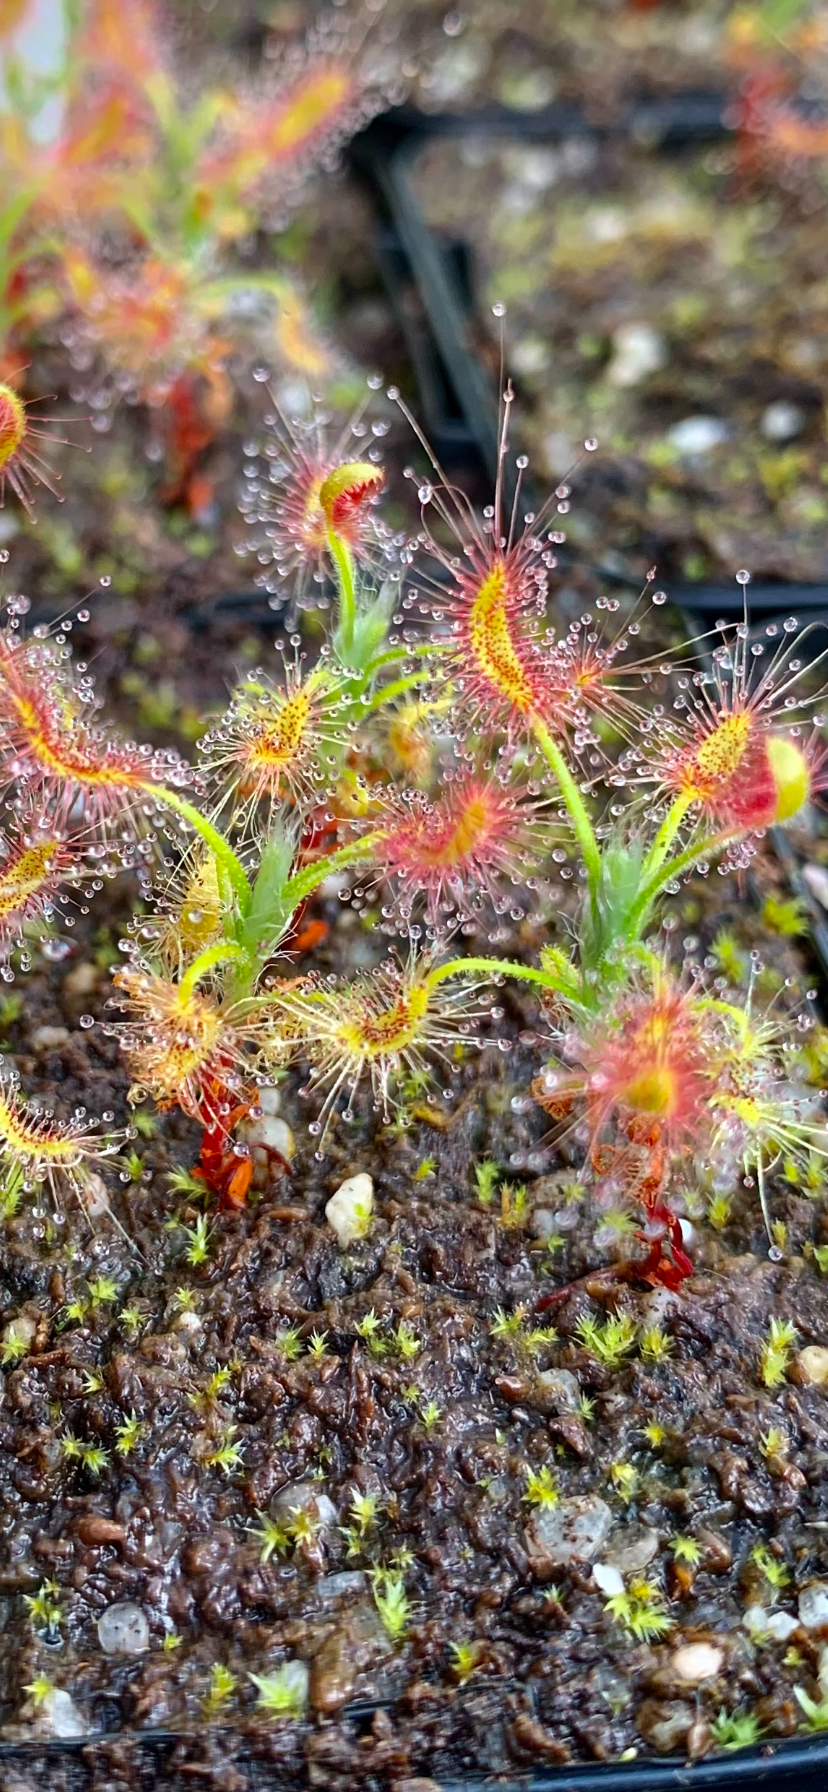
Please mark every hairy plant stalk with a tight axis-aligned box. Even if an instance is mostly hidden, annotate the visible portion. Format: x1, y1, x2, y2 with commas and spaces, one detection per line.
327, 527, 356, 646
178, 941, 249, 1002
532, 719, 602, 890
149, 786, 251, 914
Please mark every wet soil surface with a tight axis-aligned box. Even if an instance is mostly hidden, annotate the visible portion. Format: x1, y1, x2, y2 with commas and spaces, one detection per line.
2, 829, 828, 1789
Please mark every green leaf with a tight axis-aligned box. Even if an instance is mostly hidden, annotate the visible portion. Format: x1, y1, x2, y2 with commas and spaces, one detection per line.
238, 824, 299, 958
579, 835, 646, 975
333, 578, 396, 675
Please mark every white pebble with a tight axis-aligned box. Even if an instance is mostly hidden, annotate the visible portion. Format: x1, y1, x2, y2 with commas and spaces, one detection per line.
511, 335, 551, 377
525, 1494, 613, 1574
317, 1570, 367, 1600
607, 322, 666, 388
797, 1346, 828, 1386
671, 1642, 724, 1683
258, 1085, 282, 1116
602, 1524, 660, 1575
799, 1583, 828, 1630
666, 416, 729, 456
64, 961, 98, 997
760, 401, 805, 442
507, 148, 560, 192
272, 1481, 337, 1531
97, 1601, 149, 1655
1, 1312, 36, 1354
803, 865, 828, 911
766, 1610, 800, 1641
40, 1688, 88, 1737
174, 1309, 201, 1336
743, 1604, 769, 1636
78, 1172, 110, 1220
537, 1367, 581, 1411
240, 1113, 294, 1160
325, 1173, 373, 1249
592, 1562, 625, 1596
270, 1658, 308, 1710
31, 1025, 70, 1052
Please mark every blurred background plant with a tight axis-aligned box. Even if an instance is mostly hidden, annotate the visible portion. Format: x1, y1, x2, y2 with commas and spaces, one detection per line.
0, 0, 402, 515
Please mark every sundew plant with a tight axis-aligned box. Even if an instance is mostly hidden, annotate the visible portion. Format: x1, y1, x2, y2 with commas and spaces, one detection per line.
0, 374, 825, 1282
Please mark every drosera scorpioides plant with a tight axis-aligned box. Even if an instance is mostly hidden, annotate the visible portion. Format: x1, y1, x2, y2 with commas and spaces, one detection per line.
0, 376, 825, 1287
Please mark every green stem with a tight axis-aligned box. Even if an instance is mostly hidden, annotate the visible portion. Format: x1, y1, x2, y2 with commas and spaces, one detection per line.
640, 793, 693, 884
357, 669, 438, 715
426, 956, 554, 994
327, 527, 356, 645
280, 833, 383, 912
532, 720, 602, 890
627, 829, 736, 933
179, 941, 249, 1002
362, 640, 452, 678
148, 785, 251, 915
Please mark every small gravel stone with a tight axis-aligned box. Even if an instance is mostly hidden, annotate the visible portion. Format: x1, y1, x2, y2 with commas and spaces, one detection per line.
31, 1025, 70, 1052
635, 1698, 695, 1754
602, 1524, 659, 1575
536, 1368, 581, 1411
797, 1346, 828, 1386
174, 1309, 202, 1336
254, 1658, 308, 1712
97, 1601, 149, 1655
697, 1528, 732, 1573
391, 1781, 443, 1792
63, 961, 98, 997
607, 321, 666, 388
525, 1494, 612, 1574
532, 1208, 562, 1240
592, 1562, 624, 1596
1, 1312, 37, 1355
766, 1611, 799, 1641
670, 1643, 724, 1683
325, 1173, 373, 1248
317, 1570, 367, 1600
799, 1583, 828, 1630
309, 1601, 391, 1713
239, 1112, 294, 1160
272, 1481, 338, 1531
511, 334, 551, 376
77, 1172, 110, 1219
803, 864, 828, 910
666, 415, 729, 456
760, 400, 805, 441
40, 1688, 88, 1737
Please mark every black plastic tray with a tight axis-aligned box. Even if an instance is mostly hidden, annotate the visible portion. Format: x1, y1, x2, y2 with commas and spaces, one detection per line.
2, 1723, 828, 1791
350, 99, 828, 634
